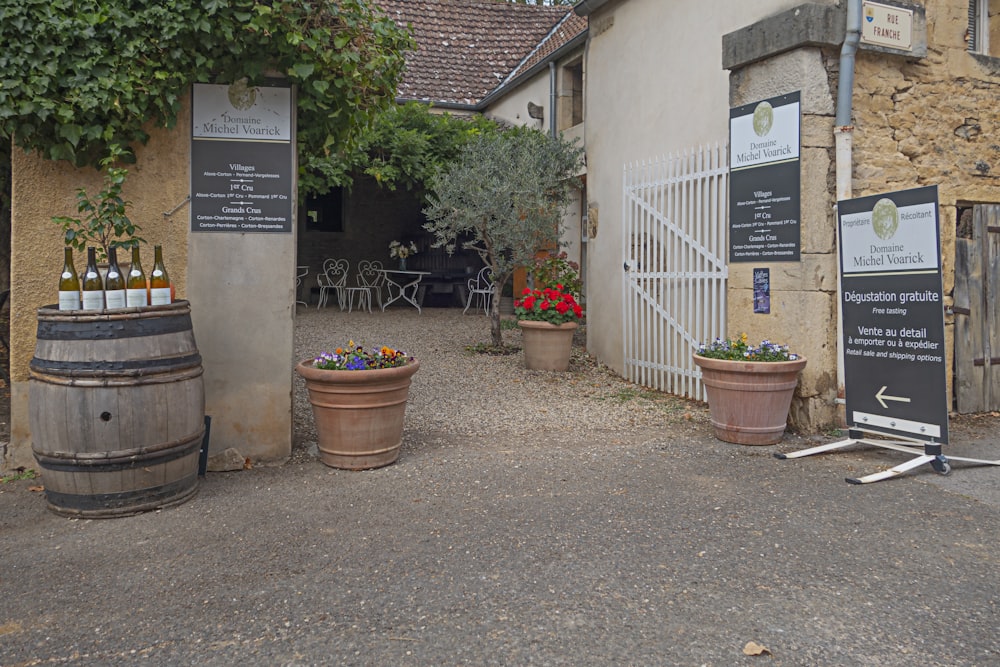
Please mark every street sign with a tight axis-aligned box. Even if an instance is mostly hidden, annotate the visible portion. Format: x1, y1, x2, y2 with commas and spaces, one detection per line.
838, 185, 948, 443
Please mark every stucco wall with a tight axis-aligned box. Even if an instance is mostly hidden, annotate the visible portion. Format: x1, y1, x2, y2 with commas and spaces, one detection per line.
485, 74, 550, 133
580, 0, 833, 375
7, 105, 194, 470
7, 88, 300, 471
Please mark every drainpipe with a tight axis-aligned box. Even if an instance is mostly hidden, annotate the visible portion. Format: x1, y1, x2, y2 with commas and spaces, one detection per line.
835, 0, 862, 406
836, 0, 862, 199
549, 62, 557, 138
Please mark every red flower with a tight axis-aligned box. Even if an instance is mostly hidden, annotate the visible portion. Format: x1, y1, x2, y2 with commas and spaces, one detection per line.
573, 304, 583, 317
523, 296, 536, 310
555, 301, 570, 314
539, 300, 550, 311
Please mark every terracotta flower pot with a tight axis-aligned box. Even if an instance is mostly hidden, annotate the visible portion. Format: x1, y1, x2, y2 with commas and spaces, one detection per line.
518, 320, 578, 371
693, 354, 807, 445
295, 359, 420, 469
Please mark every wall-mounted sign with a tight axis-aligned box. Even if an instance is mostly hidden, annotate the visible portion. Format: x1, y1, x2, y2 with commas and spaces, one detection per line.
838, 185, 947, 443
753, 268, 770, 314
861, 1, 913, 51
729, 92, 801, 263
191, 81, 294, 233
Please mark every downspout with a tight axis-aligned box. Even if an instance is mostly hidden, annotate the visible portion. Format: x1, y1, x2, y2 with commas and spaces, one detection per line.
836, 0, 862, 198
835, 0, 862, 405
549, 62, 557, 138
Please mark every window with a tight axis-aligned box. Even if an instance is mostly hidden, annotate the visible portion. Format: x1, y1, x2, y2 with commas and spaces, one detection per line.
559, 58, 584, 130
968, 0, 1000, 57
304, 187, 344, 233
569, 61, 583, 127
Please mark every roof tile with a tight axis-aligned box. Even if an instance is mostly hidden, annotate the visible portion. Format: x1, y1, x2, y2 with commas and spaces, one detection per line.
377, 0, 574, 106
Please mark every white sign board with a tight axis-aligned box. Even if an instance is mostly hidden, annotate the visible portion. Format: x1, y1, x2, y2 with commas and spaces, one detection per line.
861, 1, 913, 51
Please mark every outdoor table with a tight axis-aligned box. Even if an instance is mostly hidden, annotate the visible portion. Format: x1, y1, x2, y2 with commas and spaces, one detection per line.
379, 269, 431, 313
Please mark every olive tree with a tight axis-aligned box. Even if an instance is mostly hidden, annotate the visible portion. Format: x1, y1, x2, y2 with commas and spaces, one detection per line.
423, 126, 583, 346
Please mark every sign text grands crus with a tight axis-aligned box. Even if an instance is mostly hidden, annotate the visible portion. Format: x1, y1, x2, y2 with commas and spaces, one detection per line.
201, 112, 282, 137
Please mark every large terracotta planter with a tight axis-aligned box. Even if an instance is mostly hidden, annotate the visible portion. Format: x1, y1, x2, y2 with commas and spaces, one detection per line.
295, 359, 420, 469
518, 320, 578, 371
693, 354, 807, 445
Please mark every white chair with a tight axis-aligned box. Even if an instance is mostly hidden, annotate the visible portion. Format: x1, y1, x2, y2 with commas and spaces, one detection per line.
342, 264, 374, 314
464, 266, 493, 315
358, 260, 386, 311
316, 258, 348, 309
295, 265, 309, 306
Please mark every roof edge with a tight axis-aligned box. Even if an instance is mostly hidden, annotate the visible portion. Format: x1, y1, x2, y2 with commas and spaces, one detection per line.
479, 30, 587, 109
574, 0, 613, 17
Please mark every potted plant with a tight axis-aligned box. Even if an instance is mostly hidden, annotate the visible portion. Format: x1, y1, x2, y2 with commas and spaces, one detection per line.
388, 239, 418, 270
51, 144, 145, 263
530, 251, 582, 298
295, 341, 420, 470
514, 285, 584, 371
693, 334, 807, 445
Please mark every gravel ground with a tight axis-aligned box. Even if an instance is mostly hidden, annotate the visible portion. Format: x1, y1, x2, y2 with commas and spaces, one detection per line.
292, 306, 711, 465
2, 308, 999, 666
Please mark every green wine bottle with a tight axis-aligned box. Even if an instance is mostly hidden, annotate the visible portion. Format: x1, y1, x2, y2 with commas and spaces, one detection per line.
57, 247, 81, 311
81, 247, 104, 311
126, 246, 148, 307
104, 247, 126, 309
150, 245, 171, 306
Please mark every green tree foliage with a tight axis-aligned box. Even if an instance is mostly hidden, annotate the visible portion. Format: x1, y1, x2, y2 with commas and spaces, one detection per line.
301, 102, 498, 198
423, 127, 584, 346
0, 0, 413, 167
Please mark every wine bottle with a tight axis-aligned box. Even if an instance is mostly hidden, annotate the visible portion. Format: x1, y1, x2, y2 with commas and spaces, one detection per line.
149, 245, 171, 306
57, 246, 81, 311
104, 247, 127, 309
126, 246, 148, 307
81, 247, 104, 311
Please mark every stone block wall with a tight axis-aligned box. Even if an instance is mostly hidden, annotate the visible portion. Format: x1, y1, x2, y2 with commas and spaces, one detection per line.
725, 2, 1000, 431
727, 45, 842, 432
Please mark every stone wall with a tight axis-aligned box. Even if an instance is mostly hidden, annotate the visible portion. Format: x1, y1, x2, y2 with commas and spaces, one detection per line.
727, 46, 841, 432
725, 1, 1000, 431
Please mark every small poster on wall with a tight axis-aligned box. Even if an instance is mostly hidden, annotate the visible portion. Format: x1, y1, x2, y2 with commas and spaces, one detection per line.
753, 268, 771, 314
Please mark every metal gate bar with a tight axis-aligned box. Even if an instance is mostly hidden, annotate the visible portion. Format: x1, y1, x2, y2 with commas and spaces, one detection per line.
623, 144, 728, 399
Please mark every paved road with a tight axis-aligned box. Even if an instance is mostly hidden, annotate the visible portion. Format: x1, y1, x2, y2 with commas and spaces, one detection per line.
2, 419, 998, 666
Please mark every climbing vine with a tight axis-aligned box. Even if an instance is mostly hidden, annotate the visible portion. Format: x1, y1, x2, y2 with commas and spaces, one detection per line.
0, 0, 413, 167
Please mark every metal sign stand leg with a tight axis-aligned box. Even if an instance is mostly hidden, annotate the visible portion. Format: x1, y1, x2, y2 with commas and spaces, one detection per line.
775, 428, 1000, 484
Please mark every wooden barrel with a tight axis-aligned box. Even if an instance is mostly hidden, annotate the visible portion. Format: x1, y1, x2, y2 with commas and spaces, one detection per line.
29, 300, 205, 518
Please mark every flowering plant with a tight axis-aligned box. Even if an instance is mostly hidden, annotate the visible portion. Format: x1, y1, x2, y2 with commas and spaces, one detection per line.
514, 286, 584, 325
696, 333, 798, 362
530, 252, 582, 298
311, 341, 413, 371
389, 240, 418, 260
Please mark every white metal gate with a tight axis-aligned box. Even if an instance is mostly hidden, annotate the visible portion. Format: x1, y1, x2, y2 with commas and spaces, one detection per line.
623, 144, 729, 399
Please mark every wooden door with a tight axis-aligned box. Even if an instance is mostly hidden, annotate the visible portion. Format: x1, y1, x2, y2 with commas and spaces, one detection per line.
954, 204, 1000, 412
